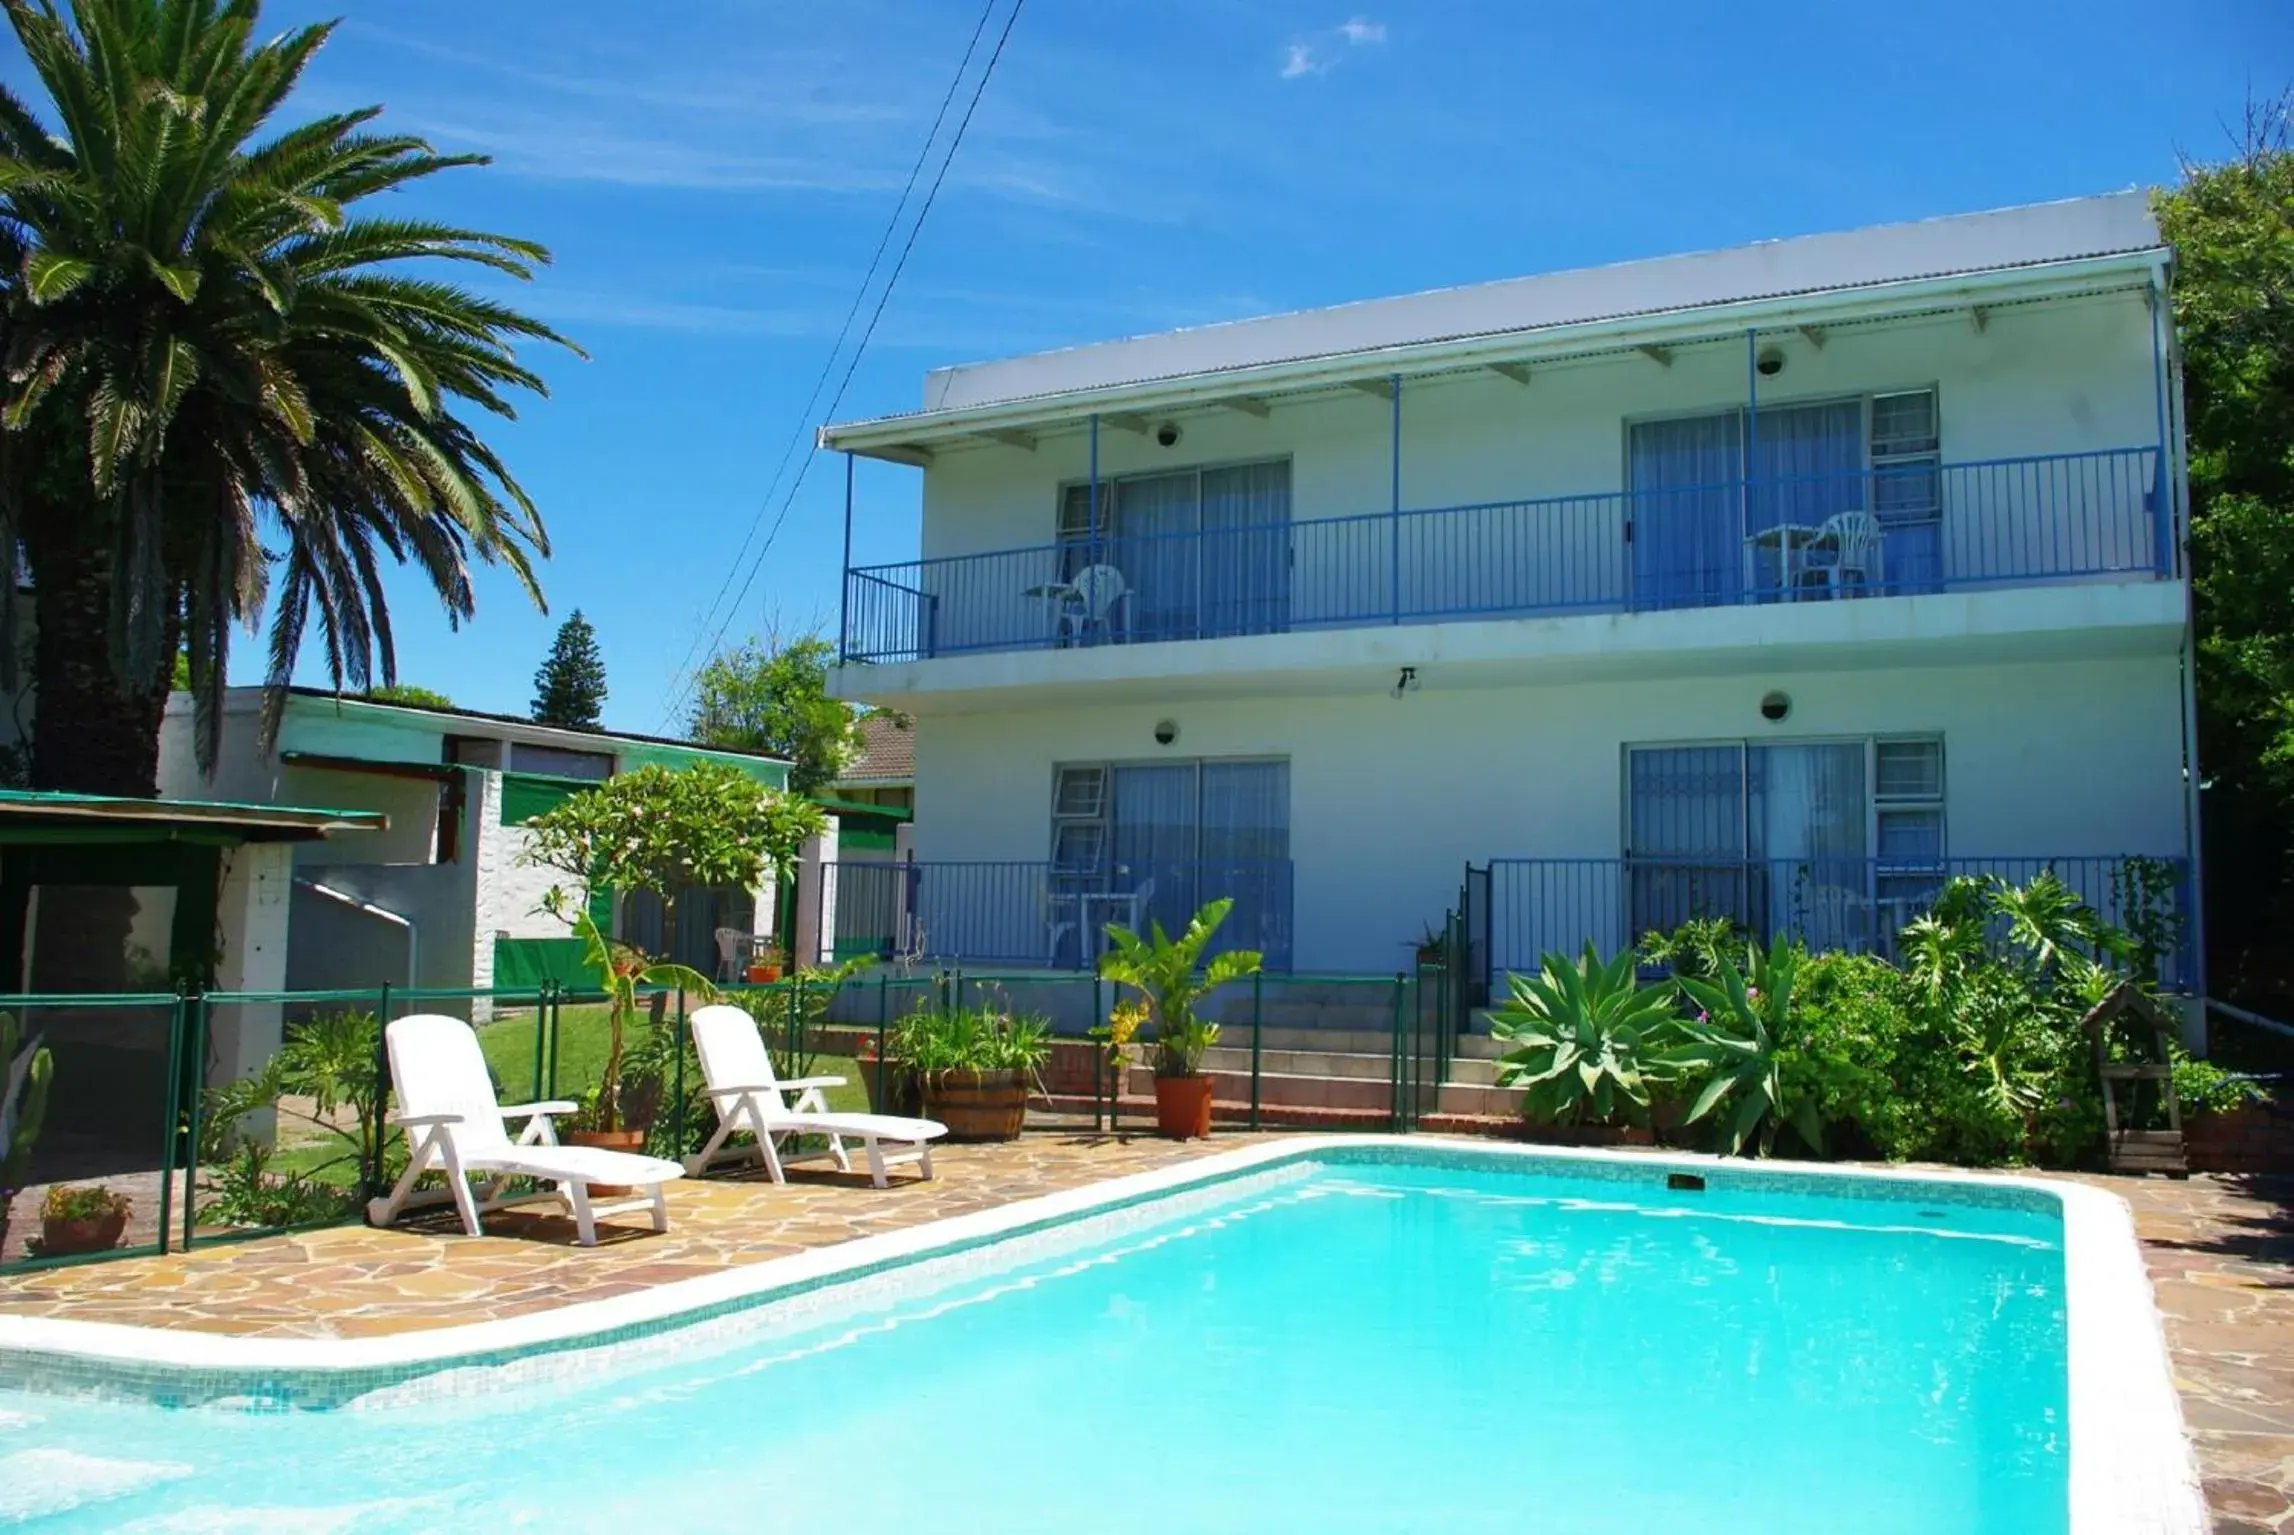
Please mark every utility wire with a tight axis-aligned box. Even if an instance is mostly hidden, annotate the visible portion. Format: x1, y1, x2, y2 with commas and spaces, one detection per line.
659, 0, 1027, 728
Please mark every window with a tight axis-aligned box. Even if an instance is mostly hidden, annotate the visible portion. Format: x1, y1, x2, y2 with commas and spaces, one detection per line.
509, 743, 613, 780
1048, 758, 1290, 966
1870, 390, 1941, 590
1874, 738, 1945, 861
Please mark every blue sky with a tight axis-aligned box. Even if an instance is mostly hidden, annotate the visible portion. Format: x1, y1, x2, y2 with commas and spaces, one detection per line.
6, 1, 2284, 734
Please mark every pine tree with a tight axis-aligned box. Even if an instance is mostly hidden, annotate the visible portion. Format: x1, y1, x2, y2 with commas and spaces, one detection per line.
531, 610, 608, 729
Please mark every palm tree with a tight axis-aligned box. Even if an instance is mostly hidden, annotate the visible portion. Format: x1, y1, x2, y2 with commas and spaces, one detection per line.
0, 0, 576, 792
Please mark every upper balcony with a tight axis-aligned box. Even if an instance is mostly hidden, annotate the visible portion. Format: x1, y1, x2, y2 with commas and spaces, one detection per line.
823, 192, 2186, 704
841, 444, 2167, 668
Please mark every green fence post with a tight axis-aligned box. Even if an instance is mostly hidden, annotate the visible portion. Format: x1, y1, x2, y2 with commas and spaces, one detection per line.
672, 987, 688, 1162
157, 992, 185, 1254
874, 974, 889, 1111
529, 981, 547, 1104
1099, 973, 1116, 1136
1249, 970, 1263, 1133
181, 989, 209, 1250
1390, 972, 1406, 1133
546, 982, 562, 1101
365, 982, 391, 1202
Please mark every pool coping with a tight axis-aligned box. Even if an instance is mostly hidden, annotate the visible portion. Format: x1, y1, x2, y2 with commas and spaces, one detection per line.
0, 1136, 2205, 1533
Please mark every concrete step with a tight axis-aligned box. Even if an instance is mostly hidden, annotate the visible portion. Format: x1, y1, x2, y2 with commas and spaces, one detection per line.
1198, 1046, 1396, 1082
1121, 1064, 1394, 1114
1437, 1080, 1527, 1117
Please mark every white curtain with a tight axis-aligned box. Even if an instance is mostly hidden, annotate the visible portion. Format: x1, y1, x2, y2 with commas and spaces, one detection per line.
1110, 472, 1198, 641
1200, 463, 1290, 637
1751, 401, 1865, 542
1630, 413, 1744, 607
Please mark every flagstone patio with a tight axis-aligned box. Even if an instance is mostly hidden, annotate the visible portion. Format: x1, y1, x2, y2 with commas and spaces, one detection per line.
0, 1136, 2288, 1531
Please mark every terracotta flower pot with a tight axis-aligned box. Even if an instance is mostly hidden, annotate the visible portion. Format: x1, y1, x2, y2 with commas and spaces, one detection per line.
39, 1209, 127, 1257
565, 1127, 647, 1197
1154, 1075, 1215, 1140
922, 1068, 1029, 1142
747, 963, 780, 983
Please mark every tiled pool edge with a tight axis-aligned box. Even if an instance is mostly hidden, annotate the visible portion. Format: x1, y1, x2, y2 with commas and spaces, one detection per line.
0, 1137, 2208, 1533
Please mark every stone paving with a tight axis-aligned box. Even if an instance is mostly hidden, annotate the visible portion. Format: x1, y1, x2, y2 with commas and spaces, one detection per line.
0, 1135, 2288, 1532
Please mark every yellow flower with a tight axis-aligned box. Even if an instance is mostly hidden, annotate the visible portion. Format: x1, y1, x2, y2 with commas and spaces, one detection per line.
1107, 999, 1148, 1047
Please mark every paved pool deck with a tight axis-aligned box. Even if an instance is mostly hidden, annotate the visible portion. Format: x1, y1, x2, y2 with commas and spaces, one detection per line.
0, 1136, 2288, 1532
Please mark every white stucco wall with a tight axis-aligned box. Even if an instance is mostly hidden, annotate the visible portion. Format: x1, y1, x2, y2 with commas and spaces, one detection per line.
866, 290, 2169, 665
909, 651, 2187, 974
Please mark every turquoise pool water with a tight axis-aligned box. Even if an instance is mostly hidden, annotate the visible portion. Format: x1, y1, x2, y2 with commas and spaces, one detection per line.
0, 1155, 2068, 1533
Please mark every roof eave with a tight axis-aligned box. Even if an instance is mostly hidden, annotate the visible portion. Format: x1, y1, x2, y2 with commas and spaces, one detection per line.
820, 249, 2167, 458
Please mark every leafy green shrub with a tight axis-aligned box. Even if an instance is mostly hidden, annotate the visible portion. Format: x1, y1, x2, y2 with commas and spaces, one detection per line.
890, 1003, 1051, 1077
40, 1184, 127, 1221
1662, 936, 1845, 1156
1489, 942, 1676, 1128
2171, 1052, 2268, 1119
1098, 898, 1261, 1077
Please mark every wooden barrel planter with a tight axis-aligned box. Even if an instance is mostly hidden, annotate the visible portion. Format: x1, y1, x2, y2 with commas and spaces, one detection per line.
922, 1068, 1029, 1141
38, 1209, 127, 1257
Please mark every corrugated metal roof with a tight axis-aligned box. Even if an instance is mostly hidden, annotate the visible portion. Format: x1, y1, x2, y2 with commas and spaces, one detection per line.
0, 789, 386, 840
828, 192, 2161, 438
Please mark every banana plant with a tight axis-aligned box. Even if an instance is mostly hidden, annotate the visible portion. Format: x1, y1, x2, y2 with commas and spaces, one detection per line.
1662, 936, 1825, 1157
1, 1011, 53, 1198
1489, 943, 1677, 1127
1098, 898, 1262, 1078
550, 898, 716, 1133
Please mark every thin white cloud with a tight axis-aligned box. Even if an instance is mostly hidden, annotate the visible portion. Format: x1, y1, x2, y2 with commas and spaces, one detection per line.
1281, 18, 1386, 80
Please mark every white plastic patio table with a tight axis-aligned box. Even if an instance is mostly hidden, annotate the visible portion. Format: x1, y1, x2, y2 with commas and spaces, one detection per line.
1025, 582, 1080, 641
1741, 524, 1836, 598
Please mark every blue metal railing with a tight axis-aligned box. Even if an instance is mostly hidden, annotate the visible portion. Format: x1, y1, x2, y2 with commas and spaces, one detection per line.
1486, 853, 2193, 991
818, 858, 1294, 971
842, 446, 2165, 663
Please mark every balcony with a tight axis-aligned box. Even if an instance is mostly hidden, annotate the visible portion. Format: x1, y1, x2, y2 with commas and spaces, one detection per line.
817, 858, 1294, 971
1485, 853, 2194, 990
842, 447, 2167, 665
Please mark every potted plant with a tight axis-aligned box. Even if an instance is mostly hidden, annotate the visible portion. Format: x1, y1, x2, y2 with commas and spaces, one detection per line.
38, 1184, 129, 1256
1489, 941, 1677, 1146
891, 1002, 1050, 1141
1098, 898, 1262, 1140
0, 1012, 53, 1258
1413, 922, 1450, 969
746, 943, 784, 985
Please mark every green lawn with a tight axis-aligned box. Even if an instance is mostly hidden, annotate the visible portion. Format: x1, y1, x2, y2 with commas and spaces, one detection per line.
476, 1003, 870, 1113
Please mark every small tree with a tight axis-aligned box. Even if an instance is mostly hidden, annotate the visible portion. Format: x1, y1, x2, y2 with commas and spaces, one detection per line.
531, 610, 609, 729
521, 764, 824, 1130
688, 636, 864, 796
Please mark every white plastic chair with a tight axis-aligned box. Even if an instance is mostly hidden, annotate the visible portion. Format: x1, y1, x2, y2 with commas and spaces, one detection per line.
685, 1004, 945, 1187
364, 1014, 683, 1247
1057, 564, 1133, 645
712, 927, 746, 981
1810, 511, 1884, 595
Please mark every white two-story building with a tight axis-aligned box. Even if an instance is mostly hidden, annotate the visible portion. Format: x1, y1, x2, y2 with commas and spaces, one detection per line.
819, 192, 2198, 1001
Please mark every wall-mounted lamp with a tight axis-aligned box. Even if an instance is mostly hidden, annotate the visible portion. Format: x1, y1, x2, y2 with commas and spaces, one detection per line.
1392, 666, 1420, 699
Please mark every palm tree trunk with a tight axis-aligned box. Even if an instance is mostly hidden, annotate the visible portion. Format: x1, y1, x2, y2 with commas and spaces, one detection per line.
23, 518, 174, 796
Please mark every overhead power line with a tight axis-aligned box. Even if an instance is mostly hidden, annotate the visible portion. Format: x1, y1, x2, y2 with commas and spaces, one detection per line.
659, 0, 1028, 729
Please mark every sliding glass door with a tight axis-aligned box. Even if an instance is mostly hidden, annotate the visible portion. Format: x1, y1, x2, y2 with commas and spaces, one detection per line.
1627, 393, 1940, 607
1058, 462, 1291, 641
1626, 741, 1879, 949
1051, 758, 1290, 966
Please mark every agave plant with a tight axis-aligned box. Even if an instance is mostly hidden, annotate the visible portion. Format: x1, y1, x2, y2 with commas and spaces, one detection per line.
1097, 898, 1261, 1078
1489, 943, 1677, 1127
1662, 935, 1827, 1157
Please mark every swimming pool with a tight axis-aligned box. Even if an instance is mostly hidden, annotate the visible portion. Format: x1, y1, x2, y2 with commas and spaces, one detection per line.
0, 1141, 2201, 1533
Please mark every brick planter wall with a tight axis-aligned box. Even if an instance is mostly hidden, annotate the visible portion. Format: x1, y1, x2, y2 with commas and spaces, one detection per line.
2185, 1096, 2294, 1174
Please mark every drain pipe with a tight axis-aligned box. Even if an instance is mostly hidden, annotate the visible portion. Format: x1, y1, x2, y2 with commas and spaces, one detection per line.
297, 879, 418, 990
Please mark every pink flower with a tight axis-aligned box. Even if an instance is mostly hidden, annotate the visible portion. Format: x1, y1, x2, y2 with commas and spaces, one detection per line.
1696, 1011, 1709, 1023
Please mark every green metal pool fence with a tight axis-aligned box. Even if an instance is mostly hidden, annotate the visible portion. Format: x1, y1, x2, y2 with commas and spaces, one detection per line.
0, 960, 1469, 1278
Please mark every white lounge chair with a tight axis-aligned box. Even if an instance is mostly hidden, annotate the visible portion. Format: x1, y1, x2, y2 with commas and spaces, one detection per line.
364, 1013, 685, 1247
685, 1004, 945, 1188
